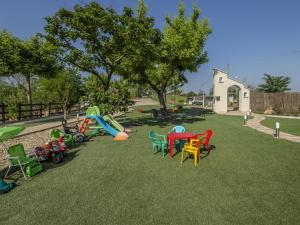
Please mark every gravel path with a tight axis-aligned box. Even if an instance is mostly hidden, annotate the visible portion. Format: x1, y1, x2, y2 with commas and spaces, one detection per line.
0, 109, 133, 169
0, 129, 53, 169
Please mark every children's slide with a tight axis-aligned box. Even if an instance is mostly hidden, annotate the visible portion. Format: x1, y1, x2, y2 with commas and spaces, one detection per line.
103, 115, 124, 132
87, 115, 118, 137
86, 115, 128, 140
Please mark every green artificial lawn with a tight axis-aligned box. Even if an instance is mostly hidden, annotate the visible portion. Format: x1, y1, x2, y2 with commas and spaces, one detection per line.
1, 107, 300, 225
261, 117, 300, 137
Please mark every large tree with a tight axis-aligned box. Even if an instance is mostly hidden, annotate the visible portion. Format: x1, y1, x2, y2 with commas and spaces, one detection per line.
84, 75, 133, 115
44, 2, 132, 92
44, 2, 160, 113
38, 69, 83, 119
257, 74, 291, 93
121, 2, 211, 111
0, 31, 59, 105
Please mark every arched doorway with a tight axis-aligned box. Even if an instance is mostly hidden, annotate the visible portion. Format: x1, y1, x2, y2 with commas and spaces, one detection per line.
227, 85, 241, 111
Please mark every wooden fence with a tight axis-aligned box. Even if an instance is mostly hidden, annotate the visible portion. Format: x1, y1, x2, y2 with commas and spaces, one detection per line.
48, 103, 64, 116
17, 103, 45, 120
250, 91, 300, 115
0, 103, 8, 123
0, 102, 86, 124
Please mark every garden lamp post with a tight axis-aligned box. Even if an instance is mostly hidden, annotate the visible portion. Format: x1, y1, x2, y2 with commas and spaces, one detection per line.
247, 111, 250, 118
275, 122, 280, 138
243, 114, 247, 126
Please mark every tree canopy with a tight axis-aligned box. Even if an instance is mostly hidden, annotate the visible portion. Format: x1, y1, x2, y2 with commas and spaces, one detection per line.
0, 31, 60, 104
44, 2, 139, 91
257, 74, 291, 93
121, 2, 212, 110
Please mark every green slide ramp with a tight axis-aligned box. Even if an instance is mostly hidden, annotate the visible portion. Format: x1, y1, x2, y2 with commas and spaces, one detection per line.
86, 106, 124, 132
103, 115, 124, 132
86, 106, 125, 132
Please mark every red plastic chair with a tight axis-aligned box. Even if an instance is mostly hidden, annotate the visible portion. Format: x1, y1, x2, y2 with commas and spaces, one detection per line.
193, 129, 213, 154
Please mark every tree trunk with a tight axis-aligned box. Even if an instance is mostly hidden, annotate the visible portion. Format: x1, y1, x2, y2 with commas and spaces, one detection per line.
25, 75, 32, 105
157, 91, 167, 112
63, 106, 68, 120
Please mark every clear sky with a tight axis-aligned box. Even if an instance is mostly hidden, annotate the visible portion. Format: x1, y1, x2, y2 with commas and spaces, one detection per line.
0, 0, 299, 93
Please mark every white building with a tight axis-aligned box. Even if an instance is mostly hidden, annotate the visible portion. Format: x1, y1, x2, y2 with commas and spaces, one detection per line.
212, 69, 250, 113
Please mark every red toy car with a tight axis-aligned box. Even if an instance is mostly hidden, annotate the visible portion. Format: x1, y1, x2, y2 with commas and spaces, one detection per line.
35, 137, 67, 164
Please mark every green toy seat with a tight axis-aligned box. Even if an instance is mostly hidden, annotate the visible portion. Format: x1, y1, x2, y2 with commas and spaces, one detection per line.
51, 129, 74, 148
5, 144, 43, 179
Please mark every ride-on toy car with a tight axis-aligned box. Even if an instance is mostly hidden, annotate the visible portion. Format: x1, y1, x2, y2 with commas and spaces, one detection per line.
35, 137, 67, 164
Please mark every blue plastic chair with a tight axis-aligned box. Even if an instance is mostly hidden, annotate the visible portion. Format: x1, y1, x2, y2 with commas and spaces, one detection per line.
169, 126, 186, 151
170, 126, 186, 133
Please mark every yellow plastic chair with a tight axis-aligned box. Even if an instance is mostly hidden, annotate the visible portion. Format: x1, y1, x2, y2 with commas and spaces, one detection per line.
181, 138, 203, 166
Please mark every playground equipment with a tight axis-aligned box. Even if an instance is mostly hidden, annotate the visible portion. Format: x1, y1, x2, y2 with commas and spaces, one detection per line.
51, 128, 84, 148
80, 118, 104, 138
62, 119, 89, 141
62, 119, 80, 134
103, 115, 131, 133
35, 138, 67, 164
80, 106, 129, 141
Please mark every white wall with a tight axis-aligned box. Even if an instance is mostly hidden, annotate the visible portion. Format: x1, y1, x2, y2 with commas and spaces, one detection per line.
213, 69, 250, 113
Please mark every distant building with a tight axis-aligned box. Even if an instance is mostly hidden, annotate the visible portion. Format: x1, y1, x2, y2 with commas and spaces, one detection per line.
212, 69, 250, 113
187, 96, 204, 105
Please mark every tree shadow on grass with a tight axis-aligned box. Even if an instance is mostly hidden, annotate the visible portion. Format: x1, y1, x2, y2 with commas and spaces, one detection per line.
39, 148, 81, 172
0, 147, 81, 184
200, 145, 217, 159
125, 115, 206, 129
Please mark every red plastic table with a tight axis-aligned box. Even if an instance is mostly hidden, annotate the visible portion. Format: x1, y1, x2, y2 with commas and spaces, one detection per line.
167, 132, 194, 158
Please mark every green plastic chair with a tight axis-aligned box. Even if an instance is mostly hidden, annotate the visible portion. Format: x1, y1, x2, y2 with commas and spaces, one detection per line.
51, 129, 74, 148
148, 131, 168, 158
5, 144, 43, 179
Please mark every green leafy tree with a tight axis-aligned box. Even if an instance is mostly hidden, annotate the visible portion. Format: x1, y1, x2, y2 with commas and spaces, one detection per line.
44, 2, 132, 92
38, 69, 83, 119
0, 78, 28, 119
0, 31, 60, 105
121, 2, 211, 111
257, 74, 291, 93
85, 75, 134, 115
44, 2, 155, 113
186, 91, 197, 98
